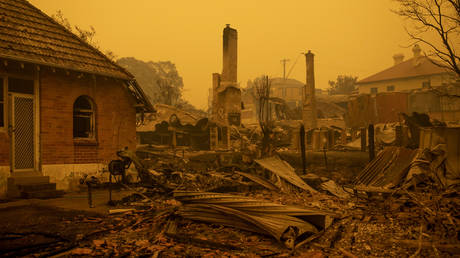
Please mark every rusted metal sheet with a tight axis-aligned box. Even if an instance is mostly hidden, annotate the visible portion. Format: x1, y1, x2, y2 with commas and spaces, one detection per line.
346, 94, 378, 128
254, 156, 317, 193
174, 191, 334, 249
375, 92, 408, 123
354, 146, 418, 188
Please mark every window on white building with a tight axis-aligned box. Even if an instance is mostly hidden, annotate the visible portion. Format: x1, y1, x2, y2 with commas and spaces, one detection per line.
370, 87, 378, 94
387, 85, 395, 91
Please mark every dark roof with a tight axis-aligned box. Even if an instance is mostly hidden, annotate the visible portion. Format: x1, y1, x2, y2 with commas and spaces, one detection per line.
357, 56, 449, 84
0, 0, 132, 79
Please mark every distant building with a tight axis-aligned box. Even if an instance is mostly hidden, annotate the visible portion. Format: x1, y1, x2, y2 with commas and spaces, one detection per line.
357, 44, 454, 94
270, 78, 304, 109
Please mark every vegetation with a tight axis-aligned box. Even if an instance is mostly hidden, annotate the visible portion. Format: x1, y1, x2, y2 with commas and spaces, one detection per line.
393, 0, 460, 77
51, 10, 116, 60
51, 10, 204, 115
327, 75, 358, 95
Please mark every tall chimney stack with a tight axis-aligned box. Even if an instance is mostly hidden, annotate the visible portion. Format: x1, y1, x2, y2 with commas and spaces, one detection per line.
222, 24, 238, 84
303, 50, 317, 130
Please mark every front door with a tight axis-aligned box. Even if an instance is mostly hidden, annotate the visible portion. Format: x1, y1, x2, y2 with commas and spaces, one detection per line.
9, 93, 35, 172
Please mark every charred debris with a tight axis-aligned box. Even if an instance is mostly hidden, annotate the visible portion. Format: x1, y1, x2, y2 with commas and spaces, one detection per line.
1, 22, 459, 257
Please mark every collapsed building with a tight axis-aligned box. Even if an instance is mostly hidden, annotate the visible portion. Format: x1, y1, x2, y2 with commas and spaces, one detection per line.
138, 25, 242, 151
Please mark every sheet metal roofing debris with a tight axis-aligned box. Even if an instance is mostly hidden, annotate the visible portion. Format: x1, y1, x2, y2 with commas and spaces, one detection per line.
235, 171, 279, 191
255, 156, 317, 193
320, 180, 351, 199
174, 191, 334, 249
354, 146, 418, 189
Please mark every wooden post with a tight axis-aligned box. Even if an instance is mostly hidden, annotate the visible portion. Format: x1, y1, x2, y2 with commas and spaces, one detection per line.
300, 124, 306, 174
360, 127, 367, 152
171, 129, 177, 149
341, 129, 347, 145
368, 124, 375, 161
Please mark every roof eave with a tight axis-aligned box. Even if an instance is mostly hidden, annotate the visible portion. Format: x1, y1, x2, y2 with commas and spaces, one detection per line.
0, 54, 132, 80
129, 80, 155, 113
356, 71, 449, 86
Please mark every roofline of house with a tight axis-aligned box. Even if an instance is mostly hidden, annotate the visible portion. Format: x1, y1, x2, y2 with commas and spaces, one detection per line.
0, 54, 131, 80
129, 80, 155, 112
23, 0, 135, 79
0, 55, 155, 113
356, 71, 449, 86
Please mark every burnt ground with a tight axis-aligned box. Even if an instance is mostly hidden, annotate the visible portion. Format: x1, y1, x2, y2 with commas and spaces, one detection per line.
0, 151, 458, 257
0, 187, 458, 257
0, 205, 112, 257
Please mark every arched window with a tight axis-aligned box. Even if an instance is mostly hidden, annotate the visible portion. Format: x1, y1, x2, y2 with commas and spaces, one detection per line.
73, 96, 95, 139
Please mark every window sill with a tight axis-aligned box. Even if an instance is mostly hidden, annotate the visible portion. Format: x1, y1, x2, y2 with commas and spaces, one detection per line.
73, 138, 98, 146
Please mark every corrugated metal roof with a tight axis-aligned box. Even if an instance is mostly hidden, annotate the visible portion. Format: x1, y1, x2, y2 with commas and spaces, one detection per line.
354, 147, 418, 188
0, 0, 132, 80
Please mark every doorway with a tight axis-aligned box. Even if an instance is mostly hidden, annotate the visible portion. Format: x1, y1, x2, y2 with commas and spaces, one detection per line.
8, 78, 35, 173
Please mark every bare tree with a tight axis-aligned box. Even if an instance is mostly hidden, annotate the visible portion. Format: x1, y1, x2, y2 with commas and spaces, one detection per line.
394, 0, 460, 76
253, 75, 274, 156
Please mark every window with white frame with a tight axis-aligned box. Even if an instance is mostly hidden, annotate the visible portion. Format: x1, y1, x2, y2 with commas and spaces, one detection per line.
370, 87, 378, 94
73, 96, 95, 139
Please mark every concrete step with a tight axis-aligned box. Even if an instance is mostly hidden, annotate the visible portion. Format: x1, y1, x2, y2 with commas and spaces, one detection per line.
17, 183, 56, 192
8, 175, 50, 185
21, 189, 65, 199
7, 175, 52, 198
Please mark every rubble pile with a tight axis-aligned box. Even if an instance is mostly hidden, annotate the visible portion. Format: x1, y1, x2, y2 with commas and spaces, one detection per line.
3, 137, 460, 257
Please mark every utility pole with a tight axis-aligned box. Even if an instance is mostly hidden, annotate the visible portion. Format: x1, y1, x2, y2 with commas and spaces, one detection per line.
280, 58, 290, 79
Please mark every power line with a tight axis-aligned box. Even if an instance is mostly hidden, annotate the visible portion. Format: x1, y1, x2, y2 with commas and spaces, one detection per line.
286, 53, 302, 79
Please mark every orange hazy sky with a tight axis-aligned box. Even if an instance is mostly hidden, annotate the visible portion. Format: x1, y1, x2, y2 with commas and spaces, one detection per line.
30, 0, 417, 109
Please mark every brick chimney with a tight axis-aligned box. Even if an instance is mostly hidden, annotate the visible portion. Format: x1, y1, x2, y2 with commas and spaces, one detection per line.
222, 24, 237, 84
393, 53, 404, 65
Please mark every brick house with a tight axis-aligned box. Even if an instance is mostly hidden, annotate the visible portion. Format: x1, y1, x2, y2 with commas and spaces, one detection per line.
0, 0, 153, 196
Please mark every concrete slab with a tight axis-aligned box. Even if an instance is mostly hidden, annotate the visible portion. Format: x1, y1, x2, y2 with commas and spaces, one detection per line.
0, 189, 136, 214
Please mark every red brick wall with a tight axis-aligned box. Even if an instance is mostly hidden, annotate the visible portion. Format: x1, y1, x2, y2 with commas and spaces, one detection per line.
40, 70, 137, 165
